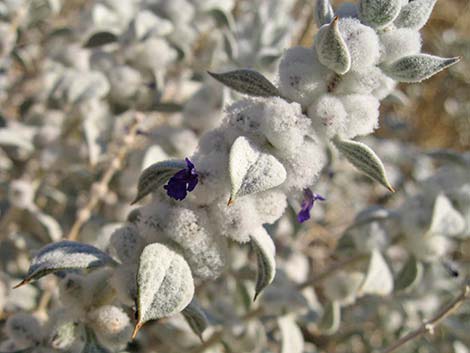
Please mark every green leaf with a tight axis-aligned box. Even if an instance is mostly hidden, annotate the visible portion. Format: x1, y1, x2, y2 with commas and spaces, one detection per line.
315, 0, 335, 27
394, 256, 423, 292
319, 301, 341, 334
131, 160, 186, 204
208, 69, 280, 97
250, 227, 276, 301
394, 0, 437, 30
182, 300, 209, 341
332, 136, 394, 192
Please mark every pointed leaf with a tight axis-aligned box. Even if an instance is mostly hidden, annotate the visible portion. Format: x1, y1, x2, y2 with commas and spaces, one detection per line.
250, 227, 276, 301
395, 0, 437, 30
278, 315, 304, 353
229, 136, 286, 203
182, 300, 208, 341
208, 70, 280, 97
314, 17, 351, 75
84, 31, 118, 48
395, 256, 423, 292
359, 0, 402, 28
333, 137, 394, 192
315, 0, 334, 27
16, 241, 116, 287
429, 194, 466, 237
359, 250, 394, 296
134, 243, 194, 337
382, 54, 460, 83
319, 301, 341, 334
131, 160, 186, 204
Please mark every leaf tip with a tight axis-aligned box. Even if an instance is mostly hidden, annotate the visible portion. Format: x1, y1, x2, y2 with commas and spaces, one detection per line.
227, 197, 234, 206
131, 322, 143, 340
13, 278, 30, 289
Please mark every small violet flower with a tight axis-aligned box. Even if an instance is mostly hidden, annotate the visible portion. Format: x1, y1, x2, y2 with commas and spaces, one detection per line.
164, 158, 198, 201
297, 188, 325, 223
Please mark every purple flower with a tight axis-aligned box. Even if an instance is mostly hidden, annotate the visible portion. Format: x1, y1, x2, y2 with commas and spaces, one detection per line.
297, 188, 325, 223
164, 158, 198, 201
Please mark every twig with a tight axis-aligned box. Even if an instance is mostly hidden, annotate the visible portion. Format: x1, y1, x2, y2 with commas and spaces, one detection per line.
67, 112, 144, 241
381, 285, 470, 353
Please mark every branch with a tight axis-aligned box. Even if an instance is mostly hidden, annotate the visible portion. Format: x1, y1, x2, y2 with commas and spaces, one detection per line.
381, 285, 470, 353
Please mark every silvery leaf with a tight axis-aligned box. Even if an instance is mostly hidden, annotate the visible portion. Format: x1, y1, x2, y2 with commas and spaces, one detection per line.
16, 241, 116, 288
83, 115, 101, 167
22, 208, 62, 243
49, 319, 84, 351
134, 243, 194, 338
278, 315, 304, 353
359, 250, 394, 296
382, 54, 460, 83
315, 0, 335, 27
131, 160, 186, 204
84, 31, 118, 48
83, 327, 111, 353
208, 70, 280, 97
394, 256, 423, 292
251, 226, 276, 301
394, 0, 437, 30
319, 301, 341, 334
0, 127, 34, 152
323, 271, 365, 306
229, 136, 287, 203
182, 300, 208, 341
333, 137, 394, 192
208, 8, 236, 31
359, 0, 401, 28
314, 17, 351, 75
428, 194, 465, 237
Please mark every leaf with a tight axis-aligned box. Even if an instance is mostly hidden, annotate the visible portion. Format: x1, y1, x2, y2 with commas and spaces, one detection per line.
382, 54, 460, 83
0, 127, 34, 152
323, 271, 365, 305
84, 31, 118, 48
394, 0, 437, 30
359, 0, 401, 28
395, 256, 423, 292
83, 327, 111, 353
134, 243, 194, 338
314, 17, 351, 75
229, 136, 286, 203
359, 250, 394, 296
315, 0, 335, 27
278, 315, 304, 353
332, 137, 394, 192
208, 69, 280, 97
208, 8, 236, 31
22, 208, 63, 243
319, 301, 341, 334
428, 194, 466, 237
182, 300, 208, 341
250, 227, 276, 301
15, 241, 116, 288
131, 160, 186, 204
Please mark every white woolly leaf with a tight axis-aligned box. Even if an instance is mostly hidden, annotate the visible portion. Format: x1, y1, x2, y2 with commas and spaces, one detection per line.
314, 17, 351, 75
359, 0, 401, 28
16, 241, 116, 287
315, 0, 335, 27
229, 136, 287, 203
359, 250, 394, 296
382, 54, 460, 83
428, 194, 466, 237
278, 315, 304, 353
394, 0, 437, 30
208, 70, 280, 97
131, 160, 186, 204
394, 256, 423, 292
319, 301, 341, 334
134, 243, 194, 338
250, 226, 276, 301
49, 320, 83, 351
182, 300, 209, 341
333, 137, 394, 192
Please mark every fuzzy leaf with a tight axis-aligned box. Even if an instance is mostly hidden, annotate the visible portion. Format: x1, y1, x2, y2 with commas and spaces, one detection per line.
131, 160, 186, 204
83, 328, 111, 353
319, 301, 341, 334
323, 271, 365, 305
182, 300, 208, 341
15, 241, 116, 288
84, 31, 118, 48
394, 0, 437, 30
278, 315, 304, 353
134, 243, 194, 338
333, 137, 394, 192
359, 0, 401, 28
208, 69, 280, 97
0, 128, 34, 152
382, 54, 460, 83
229, 136, 286, 203
250, 227, 276, 301
429, 194, 466, 237
395, 256, 423, 292
314, 17, 351, 75
315, 0, 335, 27
359, 250, 394, 296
